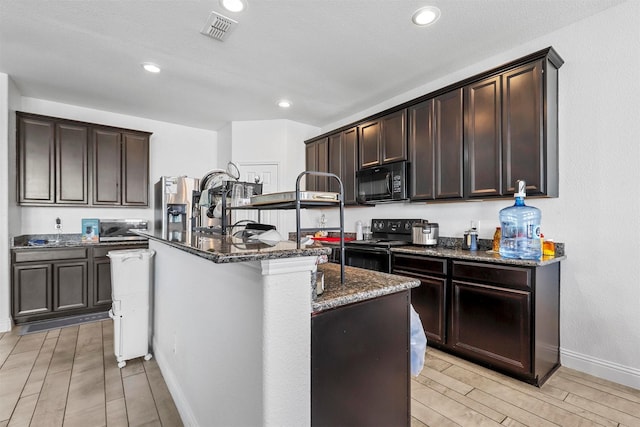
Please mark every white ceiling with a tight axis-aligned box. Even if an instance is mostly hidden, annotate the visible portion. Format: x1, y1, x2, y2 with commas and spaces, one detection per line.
0, 0, 625, 131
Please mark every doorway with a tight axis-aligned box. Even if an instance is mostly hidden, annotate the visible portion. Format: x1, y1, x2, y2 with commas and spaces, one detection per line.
236, 162, 286, 235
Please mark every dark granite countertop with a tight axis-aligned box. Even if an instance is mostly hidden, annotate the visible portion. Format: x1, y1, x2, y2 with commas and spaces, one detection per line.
390, 245, 565, 266
11, 233, 148, 249
140, 230, 331, 263
312, 263, 419, 313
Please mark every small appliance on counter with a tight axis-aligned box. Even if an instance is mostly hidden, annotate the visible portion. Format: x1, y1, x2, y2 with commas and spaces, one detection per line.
462, 227, 478, 250
411, 221, 439, 246
99, 219, 149, 242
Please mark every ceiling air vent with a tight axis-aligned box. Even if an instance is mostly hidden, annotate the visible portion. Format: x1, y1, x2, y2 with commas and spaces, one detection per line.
200, 11, 238, 41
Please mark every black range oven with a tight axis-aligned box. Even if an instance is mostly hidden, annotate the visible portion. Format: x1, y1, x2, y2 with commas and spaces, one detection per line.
344, 218, 423, 273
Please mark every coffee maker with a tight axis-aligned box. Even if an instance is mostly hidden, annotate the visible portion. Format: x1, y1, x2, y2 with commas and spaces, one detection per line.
154, 176, 199, 242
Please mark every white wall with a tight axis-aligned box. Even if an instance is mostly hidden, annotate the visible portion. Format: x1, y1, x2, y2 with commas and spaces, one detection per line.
17, 98, 218, 234
0, 75, 21, 331
0, 96, 218, 331
230, 119, 320, 233
317, 1, 640, 388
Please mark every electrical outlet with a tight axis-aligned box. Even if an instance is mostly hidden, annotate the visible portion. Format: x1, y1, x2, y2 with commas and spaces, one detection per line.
471, 220, 480, 232
55, 217, 62, 230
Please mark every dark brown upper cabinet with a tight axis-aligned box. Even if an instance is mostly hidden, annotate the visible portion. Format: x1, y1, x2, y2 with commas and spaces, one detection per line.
18, 113, 88, 205
409, 89, 464, 201
92, 129, 150, 206
93, 129, 122, 205
304, 137, 328, 191
502, 59, 557, 197
17, 112, 151, 207
408, 100, 435, 200
464, 75, 503, 198
306, 47, 563, 203
327, 127, 358, 205
358, 109, 407, 169
434, 89, 464, 199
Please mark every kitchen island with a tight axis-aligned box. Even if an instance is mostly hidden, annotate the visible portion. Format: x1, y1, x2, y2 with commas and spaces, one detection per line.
142, 230, 418, 427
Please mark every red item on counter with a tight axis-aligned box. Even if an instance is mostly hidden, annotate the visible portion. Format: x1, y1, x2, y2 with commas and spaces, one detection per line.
311, 237, 355, 242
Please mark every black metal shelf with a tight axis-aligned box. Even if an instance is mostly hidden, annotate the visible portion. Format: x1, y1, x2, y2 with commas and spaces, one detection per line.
225, 171, 346, 284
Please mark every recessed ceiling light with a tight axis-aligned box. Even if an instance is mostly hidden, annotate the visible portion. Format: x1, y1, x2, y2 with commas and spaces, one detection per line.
412, 6, 441, 26
278, 100, 291, 108
142, 63, 161, 73
220, 0, 245, 13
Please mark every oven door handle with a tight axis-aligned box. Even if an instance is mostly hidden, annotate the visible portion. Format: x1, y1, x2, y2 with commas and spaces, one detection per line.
386, 172, 392, 195
345, 246, 390, 254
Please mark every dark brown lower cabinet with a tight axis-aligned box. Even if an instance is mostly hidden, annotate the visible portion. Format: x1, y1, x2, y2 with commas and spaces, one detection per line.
393, 255, 447, 345
449, 279, 531, 374
11, 243, 148, 324
53, 261, 88, 312
311, 291, 410, 427
13, 263, 52, 317
392, 253, 560, 386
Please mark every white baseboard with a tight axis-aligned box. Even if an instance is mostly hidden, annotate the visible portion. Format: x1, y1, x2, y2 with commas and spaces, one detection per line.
0, 316, 13, 333
561, 347, 640, 390
152, 338, 199, 427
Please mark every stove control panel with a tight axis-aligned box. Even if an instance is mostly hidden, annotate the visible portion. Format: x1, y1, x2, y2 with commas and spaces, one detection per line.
371, 219, 424, 235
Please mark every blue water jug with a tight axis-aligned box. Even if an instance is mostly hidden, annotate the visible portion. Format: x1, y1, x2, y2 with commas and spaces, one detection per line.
499, 180, 542, 260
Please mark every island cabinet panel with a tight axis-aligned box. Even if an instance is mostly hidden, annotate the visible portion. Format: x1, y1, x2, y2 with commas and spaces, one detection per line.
502, 59, 546, 196
311, 291, 410, 427
358, 109, 407, 169
18, 116, 56, 204
304, 137, 329, 191
327, 127, 359, 204
464, 75, 503, 198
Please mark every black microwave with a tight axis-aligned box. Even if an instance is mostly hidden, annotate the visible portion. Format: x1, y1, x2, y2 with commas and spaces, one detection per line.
356, 161, 408, 203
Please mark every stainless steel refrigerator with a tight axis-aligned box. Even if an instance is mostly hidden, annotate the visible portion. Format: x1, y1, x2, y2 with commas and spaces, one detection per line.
154, 176, 199, 242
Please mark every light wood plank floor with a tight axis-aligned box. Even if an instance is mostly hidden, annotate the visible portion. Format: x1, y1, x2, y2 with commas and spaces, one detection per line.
2, 320, 639, 426
412, 348, 640, 427
0, 319, 182, 427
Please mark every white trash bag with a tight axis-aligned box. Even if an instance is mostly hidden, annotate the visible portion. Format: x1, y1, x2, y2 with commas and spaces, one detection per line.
410, 304, 427, 377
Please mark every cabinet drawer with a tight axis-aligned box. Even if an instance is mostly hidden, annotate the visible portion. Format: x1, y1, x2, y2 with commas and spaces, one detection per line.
393, 254, 447, 276
14, 248, 88, 263
93, 244, 147, 258
452, 261, 530, 289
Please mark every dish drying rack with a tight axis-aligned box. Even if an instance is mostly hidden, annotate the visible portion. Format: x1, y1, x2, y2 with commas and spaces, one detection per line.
229, 171, 345, 284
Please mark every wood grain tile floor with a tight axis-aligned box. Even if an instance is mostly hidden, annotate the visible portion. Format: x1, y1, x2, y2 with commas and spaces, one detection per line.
0, 319, 182, 427
412, 348, 640, 427
2, 320, 639, 426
